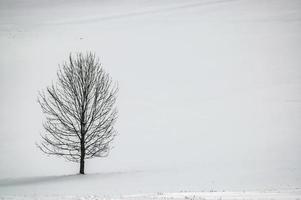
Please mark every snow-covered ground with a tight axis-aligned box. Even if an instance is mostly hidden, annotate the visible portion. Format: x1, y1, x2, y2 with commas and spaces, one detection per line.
1, 191, 301, 200
0, 172, 301, 199
0, 0, 301, 199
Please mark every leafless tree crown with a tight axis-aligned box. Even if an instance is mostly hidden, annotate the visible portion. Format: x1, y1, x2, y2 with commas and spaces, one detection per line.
38, 52, 118, 166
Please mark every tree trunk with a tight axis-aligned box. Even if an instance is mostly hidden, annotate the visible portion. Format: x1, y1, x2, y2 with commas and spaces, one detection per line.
80, 105, 86, 175
79, 138, 85, 174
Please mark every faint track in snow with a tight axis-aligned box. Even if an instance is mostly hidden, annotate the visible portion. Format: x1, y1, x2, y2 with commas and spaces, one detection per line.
46, 0, 237, 26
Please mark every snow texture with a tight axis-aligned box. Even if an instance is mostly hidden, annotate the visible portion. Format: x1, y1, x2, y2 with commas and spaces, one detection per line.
0, 0, 301, 199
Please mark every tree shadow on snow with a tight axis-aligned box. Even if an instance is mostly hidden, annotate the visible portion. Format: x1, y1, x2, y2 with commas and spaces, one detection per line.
0, 170, 144, 187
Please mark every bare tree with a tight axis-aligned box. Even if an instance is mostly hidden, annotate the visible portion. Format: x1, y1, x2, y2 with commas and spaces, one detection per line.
37, 52, 118, 174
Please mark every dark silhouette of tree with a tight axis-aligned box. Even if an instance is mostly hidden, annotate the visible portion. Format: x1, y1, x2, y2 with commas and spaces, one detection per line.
37, 52, 118, 174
